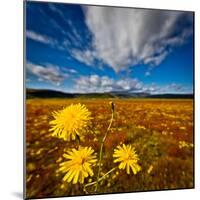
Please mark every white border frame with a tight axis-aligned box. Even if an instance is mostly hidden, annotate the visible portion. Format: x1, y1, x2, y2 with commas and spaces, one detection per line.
1, 0, 199, 200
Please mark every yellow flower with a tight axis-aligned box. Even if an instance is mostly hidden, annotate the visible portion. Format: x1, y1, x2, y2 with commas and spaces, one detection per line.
59, 147, 97, 184
50, 103, 92, 141
113, 144, 141, 175
179, 140, 194, 149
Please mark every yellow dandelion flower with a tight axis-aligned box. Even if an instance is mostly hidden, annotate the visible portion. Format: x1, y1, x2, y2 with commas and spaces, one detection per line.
59, 146, 97, 184
113, 144, 141, 175
50, 103, 92, 141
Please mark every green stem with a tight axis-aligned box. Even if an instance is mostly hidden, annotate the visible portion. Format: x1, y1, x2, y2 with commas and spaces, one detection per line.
84, 167, 116, 190
83, 183, 89, 194
95, 105, 114, 192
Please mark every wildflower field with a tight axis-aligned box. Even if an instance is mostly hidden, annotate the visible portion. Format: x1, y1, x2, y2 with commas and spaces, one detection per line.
26, 98, 194, 198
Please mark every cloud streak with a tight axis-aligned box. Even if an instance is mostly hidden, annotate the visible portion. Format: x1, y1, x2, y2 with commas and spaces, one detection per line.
26, 30, 57, 46
27, 62, 68, 86
71, 49, 96, 66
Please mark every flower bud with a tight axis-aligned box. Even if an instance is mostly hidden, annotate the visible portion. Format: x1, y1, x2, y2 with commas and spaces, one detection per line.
109, 101, 115, 112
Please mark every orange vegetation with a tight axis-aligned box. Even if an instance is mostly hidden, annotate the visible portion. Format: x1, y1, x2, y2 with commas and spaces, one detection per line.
26, 98, 194, 198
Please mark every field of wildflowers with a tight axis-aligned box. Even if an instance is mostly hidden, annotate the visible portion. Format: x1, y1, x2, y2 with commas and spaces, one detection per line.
26, 98, 194, 198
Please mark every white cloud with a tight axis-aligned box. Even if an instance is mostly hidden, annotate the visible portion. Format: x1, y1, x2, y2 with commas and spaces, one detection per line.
156, 83, 183, 93
48, 4, 85, 49
142, 83, 192, 94
143, 51, 169, 66
73, 75, 142, 93
48, 3, 66, 19
26, 62, 67, 86
67, 19, 83, 44
81, 6, 193, 72
68, 69, 77, 74
72, 74, 192, 94
71, 49, 96, 66
26, 30, 56, 46
26, 30, 67, 51
61, 67, 78, 74
49, 18, 68, 36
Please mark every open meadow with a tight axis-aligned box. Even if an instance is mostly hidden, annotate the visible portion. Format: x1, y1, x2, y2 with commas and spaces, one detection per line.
26, 98, 194, 198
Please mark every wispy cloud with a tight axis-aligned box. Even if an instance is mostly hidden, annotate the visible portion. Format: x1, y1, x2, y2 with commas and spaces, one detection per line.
26, 30, 69, 51
61, 67, 78, 74
142, 83, 192, 94
48, 4, 84, 48
48, 3, 66, 22
26, 30, 57, 46
80, 7, 193, 72
26, 62, 68, 86
71, 49, 96, 66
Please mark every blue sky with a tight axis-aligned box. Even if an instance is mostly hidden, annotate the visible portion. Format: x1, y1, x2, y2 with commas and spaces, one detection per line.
26, 2, 194, 94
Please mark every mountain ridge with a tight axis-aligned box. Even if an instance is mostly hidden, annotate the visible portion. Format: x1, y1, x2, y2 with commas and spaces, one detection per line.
26, 88, 194, 99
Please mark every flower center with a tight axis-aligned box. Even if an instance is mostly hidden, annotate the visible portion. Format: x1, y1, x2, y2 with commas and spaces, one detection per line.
69, 112, 76, 119
125, 153, 132, 161
77, 157, 86, 165
81, 158, 86, 164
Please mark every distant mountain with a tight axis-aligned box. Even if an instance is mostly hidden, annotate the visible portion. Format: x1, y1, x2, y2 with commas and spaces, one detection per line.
26, 88, 194, 99
26, 89, 76, 99
148, 93, 194, 99
26, 89, 114, 99
110, 91, 150, 98
109, 90, 193, 99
